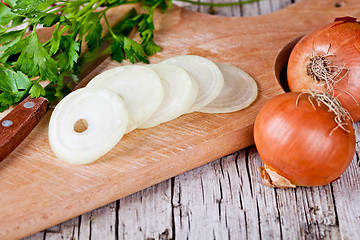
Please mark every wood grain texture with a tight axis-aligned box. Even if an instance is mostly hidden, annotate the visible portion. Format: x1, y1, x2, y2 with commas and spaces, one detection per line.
2, 0, 360, 239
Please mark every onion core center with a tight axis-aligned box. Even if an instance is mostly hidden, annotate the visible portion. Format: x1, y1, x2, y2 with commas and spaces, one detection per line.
74, 119, 89, 133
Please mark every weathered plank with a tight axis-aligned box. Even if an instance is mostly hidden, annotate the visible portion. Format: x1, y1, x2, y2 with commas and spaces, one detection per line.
332, 126, 360, 240
247, 147, 282, 239
117, 180, 173, 239
42, 217, 79, 240
78, 201, 117, 239
171, 153, 261, 239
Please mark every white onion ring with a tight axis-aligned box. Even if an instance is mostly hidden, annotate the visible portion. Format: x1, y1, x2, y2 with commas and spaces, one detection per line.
48, 87, 129, 164
199, 63, 258, 113
87, 65, 164, 132
162, 55, 224, 112
139, 63, 199, 128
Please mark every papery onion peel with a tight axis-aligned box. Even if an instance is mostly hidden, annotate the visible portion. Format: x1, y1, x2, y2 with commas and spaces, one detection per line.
254, 92, 356, 188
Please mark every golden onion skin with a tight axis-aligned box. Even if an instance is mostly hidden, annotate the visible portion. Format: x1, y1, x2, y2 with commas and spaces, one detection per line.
287, 17, 360, 122
254, 92, 356, 187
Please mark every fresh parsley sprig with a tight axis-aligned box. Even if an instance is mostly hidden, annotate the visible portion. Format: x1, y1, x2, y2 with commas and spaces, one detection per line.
0, 0, 171, 111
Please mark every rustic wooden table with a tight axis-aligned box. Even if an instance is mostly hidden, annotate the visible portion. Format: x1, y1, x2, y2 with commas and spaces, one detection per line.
24, 0, 360, 239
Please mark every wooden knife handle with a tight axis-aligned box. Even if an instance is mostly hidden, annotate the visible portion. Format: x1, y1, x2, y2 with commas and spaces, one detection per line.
0, 96, 49, 162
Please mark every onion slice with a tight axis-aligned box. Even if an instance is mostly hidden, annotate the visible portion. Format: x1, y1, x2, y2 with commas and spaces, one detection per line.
162, 55, 224, 112
48, 87, 129, 165
139, 63, 199, 128
87, 65, 164, 132
199, 63, 258, 113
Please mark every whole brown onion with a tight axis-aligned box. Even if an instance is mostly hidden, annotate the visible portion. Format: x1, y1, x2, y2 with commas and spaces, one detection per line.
287, 17, 360, 121
254, 92, 356, 188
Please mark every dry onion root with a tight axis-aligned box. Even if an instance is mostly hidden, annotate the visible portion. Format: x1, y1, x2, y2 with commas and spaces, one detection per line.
254, 92, 356, 188
287, 16, 360, 121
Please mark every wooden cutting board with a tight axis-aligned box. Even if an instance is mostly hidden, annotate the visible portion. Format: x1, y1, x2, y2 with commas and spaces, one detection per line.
1, 1, 359, 239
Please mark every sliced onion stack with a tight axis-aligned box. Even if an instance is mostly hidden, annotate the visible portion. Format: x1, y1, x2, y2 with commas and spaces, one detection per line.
48, 55, 258, 164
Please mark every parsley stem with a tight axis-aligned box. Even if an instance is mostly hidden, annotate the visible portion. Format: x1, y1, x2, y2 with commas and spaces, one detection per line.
0, 0, 11, 8
73, 0, 105, 19
176, 0, 261, 7
47, 4, 67, 14
103, 12, 116, 38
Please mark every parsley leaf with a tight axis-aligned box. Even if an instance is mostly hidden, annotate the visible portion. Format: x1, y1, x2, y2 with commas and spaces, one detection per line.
0, 3, 15, 27
15, 32, 58, 82
57, 35, 80, 72
39, 13, 61, 27
110, 35, 126, 63
123, 36, 148, 63
0, 65, 31, 93
0, 65, 32, 111
111, 35, 148, 64
29, 82, 46, 98
12, 0, 57, 17
82, 12, 103, 50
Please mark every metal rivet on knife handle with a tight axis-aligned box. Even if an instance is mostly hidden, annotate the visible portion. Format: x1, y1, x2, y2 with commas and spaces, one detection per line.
1, 120, 13, 127
24, 101, 35, 109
